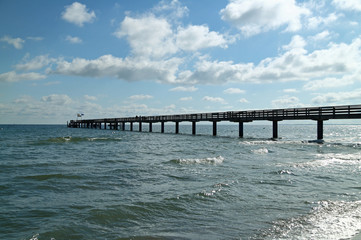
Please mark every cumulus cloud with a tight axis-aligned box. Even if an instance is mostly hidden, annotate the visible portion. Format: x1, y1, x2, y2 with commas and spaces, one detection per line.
220, 0, 310, 36
282, 35, 307, 52
0, 71, 46, 82
129, 94, 154, 100
203, 96, 227, 104
307, 13, 340, 29
0, 35, 25, 49
272, 95, 303, 108
84, 95, 97, 101
332, 0, 361, 11
180, 97, 192, 101
41, 94, 72, 105
312, 88, 361, 104
114, 15, 177, 58
66, 35, 82, 44
223, 88, 245, 94
169, 86, 198, 92
61, 2, 96, 27
16, 54, 56, 71
177, 37, 361, 85
176, 25, 230, 51
52, 54, 182, 83
310, 30, 331, 42
239, 98, 249, 103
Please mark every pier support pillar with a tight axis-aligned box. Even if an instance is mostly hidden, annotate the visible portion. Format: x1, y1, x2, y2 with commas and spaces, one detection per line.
175, 122, 179, 134
239, 122, 244, 138
317, 120, 323, 140
115, 122, 118, 130
213, 121, 217, 136
130, 122, 133, 131
122, 122, 125, 131
139, 122, 142, 132
192, 121, 196, 135
161, 122, 165, 133
272, 120, 279, 139
149, 122, 152, 132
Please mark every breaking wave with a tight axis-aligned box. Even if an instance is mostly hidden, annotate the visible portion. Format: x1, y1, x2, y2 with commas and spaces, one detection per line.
169, 156, 224, 165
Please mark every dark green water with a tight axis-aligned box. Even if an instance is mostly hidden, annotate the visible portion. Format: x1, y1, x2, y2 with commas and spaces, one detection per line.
1, 124, 361, 239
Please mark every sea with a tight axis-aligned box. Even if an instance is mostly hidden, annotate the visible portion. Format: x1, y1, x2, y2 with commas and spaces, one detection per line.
1, 123, 361, 240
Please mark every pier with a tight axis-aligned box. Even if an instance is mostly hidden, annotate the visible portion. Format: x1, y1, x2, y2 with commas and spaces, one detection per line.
68, 104, 361, 140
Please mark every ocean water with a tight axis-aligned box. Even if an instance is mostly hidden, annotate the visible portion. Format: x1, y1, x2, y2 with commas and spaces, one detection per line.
1, 123, 361, 240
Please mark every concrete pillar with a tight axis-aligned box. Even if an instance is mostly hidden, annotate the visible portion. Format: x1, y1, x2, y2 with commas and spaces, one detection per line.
317, 120, 323, 140
273, 120, 278, 139
161, 122, 165, 133
239, 122, 244, 138
213, 121, 217, 136
192, 121, 196, 135
149, 122, 152, 132
139, 122, 142, 132
130, 122, 133, 131
122, 122, 125, 131
115, 122, 118, 130
175, 122, 179, 134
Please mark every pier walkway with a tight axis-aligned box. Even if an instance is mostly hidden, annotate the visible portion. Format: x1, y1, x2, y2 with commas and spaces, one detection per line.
68, 104, 361, 140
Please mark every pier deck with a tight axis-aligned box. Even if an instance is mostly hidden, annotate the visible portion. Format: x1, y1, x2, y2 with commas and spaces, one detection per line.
68, 104, 361, 140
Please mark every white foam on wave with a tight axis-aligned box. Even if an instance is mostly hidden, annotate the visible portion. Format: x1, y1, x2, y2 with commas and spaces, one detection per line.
252, 148, 269, 154
174, 156, 224, 165
294, 153, 361, 169
264, 200, 361, 240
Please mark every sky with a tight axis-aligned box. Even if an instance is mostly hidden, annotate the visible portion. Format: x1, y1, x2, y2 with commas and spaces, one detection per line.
1, 0, 361, 124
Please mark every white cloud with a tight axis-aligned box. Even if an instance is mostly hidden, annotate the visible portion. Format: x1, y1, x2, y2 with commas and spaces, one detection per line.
303, 72, 358, 91
282, 35, 307, 52
332, 0, 361, 11
272, 95, 303, 108
114, 13, 234, 58
312, 88, 361, 104
0, 71, 46, 82
0, 35, 25, 49
41, 94, 72, 105
283, 88, 298, 93
180, 97, 192, 101
66, 35, 82, 44
310, 30, 331, 42
239, 98, 249, 103
114, 15, 177, 58
177, 37, 361, 85
129, 94, 154, 100
220, 0, 310, 36
169, 86, 198, 92
152, 0, 189, 20
223, 88, 245, 94
61, 2, 96, 27
203, 96, 227, 104
16, 54, 56, 71
307, 13, 340, 29
84, 95, 97, 101
52, 54, 181, 83
176, 25, 230, 51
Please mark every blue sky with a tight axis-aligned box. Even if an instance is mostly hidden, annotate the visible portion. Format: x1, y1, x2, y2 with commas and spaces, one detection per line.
1, 0, 361, 124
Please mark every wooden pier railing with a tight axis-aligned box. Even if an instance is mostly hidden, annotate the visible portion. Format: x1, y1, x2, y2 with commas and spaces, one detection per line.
68, 104, 361, 140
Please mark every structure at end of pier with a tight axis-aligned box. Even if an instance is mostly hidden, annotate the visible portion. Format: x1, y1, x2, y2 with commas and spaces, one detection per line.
68, 104, 361, 140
